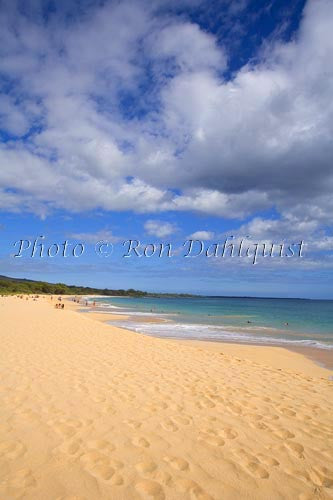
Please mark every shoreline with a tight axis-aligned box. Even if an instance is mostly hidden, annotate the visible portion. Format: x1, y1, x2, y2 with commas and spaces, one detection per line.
70, 297, 333, 371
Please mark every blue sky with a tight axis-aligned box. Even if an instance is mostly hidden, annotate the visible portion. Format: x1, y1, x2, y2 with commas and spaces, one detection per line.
0, 0, 333, 298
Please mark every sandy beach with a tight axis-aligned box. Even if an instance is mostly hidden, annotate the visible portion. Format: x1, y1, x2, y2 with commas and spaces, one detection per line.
0, 295, 332, 499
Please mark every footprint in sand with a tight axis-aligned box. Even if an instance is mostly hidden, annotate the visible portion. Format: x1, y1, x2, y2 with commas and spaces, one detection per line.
86, 439, 115, 453
135, 479, 165, 500
309, 466, 333, 488
56, 438, 82, 456
246, 462, 270, 479
233, 449, 270, 479
79, 440, 122, 483
132, 436, 150, 448
109, 458, 124, 470
265, 414, 279, 421
273, 429, 295, 440
174, 478, 213, 500
279, 407, 297, 417
164, 456, 189, 471
48, 419, 81, 439
161, 420, 178, 432
110, 473, 124, 485
9, 468, 36, 489
284, 441, 304, 458
124, 419, 142, 429
198, 431, 225, 447
86, 463, 115, 481
76, 384, 89, 394
0, 440, 26, 460
307, 469, 333, 488
219, 428, 238, 440
284, 467, 311, 485
169, 403, 184, 412
197, 398, 216, 409
154, 471, 172, 487
171, 415, 192, 426
209, 395, 224, 404
249, 421, 269, 431
101, 404, 116, 415
135, 461, 157, 474
80, 451, 114, 481
225, 403, 243, 415
257, 453, 279, 467
246, 413, 264, 421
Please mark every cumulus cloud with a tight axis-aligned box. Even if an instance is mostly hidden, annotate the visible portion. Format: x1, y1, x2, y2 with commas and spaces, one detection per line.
0, 0, 332, 233
232, 215, 333, 258
233, 216, 317, 242
144, 220, 178, 238
188, 231, 215, 240
148, 22, 226, 74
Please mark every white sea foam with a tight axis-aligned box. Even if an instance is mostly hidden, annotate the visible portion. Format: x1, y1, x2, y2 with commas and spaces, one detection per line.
108, 320, 333, 350
94, 301, 173, 317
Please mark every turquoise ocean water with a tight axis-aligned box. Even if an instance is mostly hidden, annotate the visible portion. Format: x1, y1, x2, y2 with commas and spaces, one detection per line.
93, 296, 333, 350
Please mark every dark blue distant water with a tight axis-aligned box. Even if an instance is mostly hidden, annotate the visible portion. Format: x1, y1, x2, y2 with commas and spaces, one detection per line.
93, 296, 333, 350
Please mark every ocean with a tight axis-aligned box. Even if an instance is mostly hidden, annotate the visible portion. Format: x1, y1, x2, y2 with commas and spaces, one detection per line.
92, 296, 333, 351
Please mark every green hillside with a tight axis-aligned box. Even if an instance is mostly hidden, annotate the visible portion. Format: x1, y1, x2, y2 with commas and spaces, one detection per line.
0, 275, 194, 298
0, 275, 147, 297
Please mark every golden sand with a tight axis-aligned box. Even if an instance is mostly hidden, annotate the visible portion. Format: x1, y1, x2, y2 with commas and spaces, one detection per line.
0, 295, 332, 499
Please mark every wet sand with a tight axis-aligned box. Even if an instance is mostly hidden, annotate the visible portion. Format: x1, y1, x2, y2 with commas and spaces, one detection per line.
78, 300, 333, 370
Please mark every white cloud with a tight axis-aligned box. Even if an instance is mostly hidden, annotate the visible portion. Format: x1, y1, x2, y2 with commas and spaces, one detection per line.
144, 220, 178, 238
171, 188, 270, 218
0, 0, 332, 234
188, 231, 214, 240
233, 216, 317, 242
231, 215, 333, 257
149, 22, 226, 74
0, 95, 31, 136
310, 237, 333, 251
